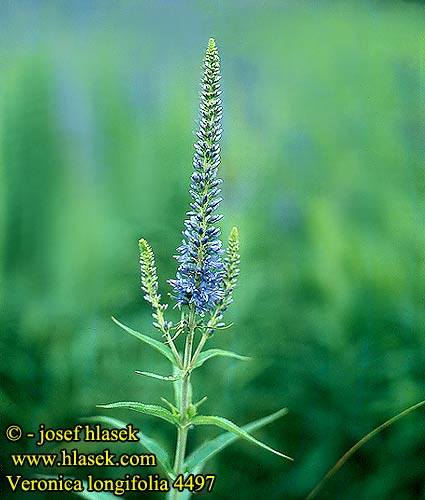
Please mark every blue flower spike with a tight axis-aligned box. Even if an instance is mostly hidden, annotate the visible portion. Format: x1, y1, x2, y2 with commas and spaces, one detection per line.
168, 38, 225, 316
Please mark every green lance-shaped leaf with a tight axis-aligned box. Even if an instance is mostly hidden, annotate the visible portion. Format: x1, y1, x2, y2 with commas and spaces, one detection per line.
36, 477, 117, 500
185, 407, 289, 473
111, 316, 177, 366
192, 348, 251, 369
135, 370, 182, 381
161, 398, 180, 416
97, 401, 179, 426
83, 416, 174, 479
190, 414, 293, 461
73, 484, 126, 500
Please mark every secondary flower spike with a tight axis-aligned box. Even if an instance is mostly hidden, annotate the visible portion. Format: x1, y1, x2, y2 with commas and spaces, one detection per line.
139, 238, 161, 307
219, 226, 240, 315
169, 38, 225, 314
139, 238, 170, 331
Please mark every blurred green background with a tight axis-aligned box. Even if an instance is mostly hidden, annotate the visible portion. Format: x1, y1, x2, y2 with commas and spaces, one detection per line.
1, 1, 424, 499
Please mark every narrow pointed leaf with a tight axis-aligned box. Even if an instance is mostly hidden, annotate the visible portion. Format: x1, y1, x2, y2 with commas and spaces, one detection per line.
166, 488, 192, 500
306, 399, 425, 500
161, 397, 180, 414
191, 414, 293, 461
192, 348, 251, 369
185, 408, 289, 472
73, 487, 120, 500
83, 416, 174, 479
135, 370, 181, 381
36, 477, 118, 500
97, 401, 179, 426
111, 316, 176, 365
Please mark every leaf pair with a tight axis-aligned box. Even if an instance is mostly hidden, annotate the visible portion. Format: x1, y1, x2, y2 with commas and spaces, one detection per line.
112, 316, 251, 378
103, 317, 293, 499
81, 405, 289, 500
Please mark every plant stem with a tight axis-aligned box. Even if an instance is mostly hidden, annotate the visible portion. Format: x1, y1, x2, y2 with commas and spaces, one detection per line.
156, 307, 183, 369
165, 329, 184, 370
171, 308, 196, 500
189, 311, 219, 369
190, 332, 208, 369
173, 425, 188, 474
306, 399, 425, 500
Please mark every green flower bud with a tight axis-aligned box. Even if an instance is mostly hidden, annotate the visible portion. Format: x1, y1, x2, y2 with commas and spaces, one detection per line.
222, 226, 240, 312
139, 238, 161, 308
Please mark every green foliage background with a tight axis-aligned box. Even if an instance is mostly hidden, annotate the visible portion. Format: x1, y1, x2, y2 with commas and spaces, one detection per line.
0, 1, 423, 499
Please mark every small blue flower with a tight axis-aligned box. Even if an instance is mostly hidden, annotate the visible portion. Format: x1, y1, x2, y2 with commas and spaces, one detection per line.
169, 38, 225, 315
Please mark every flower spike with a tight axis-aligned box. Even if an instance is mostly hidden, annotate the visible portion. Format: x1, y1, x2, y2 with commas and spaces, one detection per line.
139, 238, 170, 331
168, 38, 225, 315
221, 226, 240, 313
206, 226, 240, 332
139, 238, 161, 307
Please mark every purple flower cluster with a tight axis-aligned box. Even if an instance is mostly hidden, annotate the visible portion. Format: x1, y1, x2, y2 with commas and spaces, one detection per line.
169, 39, 225, 315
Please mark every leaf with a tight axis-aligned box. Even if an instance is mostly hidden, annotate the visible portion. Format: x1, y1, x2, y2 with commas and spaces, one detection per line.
165, 487, 193, 500
306, 399, 425, 500
192, 349, 251, 369
111, 316, 176, 365
135, 370, 181, 381
83, 416, 174, 479
97, 401, 179, 426
191, 414, 293, 461
161, 399, 181, 421
185, 407, 289, 472
36, 477, 119, 500
73, 487, 119, 500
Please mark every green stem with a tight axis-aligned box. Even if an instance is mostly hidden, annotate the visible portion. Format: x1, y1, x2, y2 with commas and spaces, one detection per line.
189, 308, 222, 370
171, 309, 196, 500
155, 306, 183, 370
306, 399, 425, 500
172, 424, 188, 477
189, 332, 208, 369
164, 329, 184, 370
